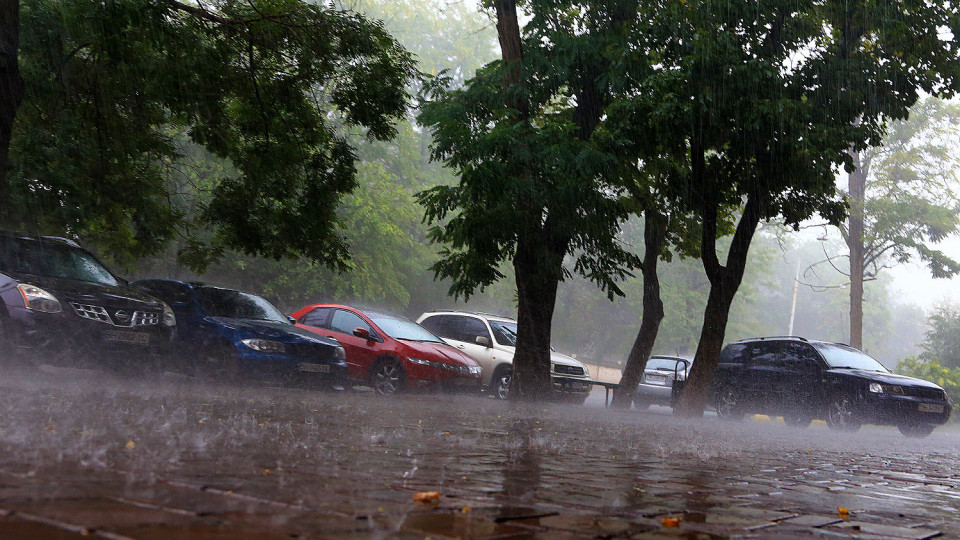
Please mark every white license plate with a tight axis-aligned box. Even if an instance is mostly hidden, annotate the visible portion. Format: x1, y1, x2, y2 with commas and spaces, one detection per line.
919, 403, 944, 413
645, 374, 667, 385
299, 363, 331, 373
103, 330, 150, 344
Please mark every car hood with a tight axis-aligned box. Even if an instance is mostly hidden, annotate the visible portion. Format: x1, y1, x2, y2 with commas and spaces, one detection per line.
828, 368, 944, 390
491, 343, 588, 369
207, 317, 340, 347
400, 339, 478, 366
16, 273, 162, 308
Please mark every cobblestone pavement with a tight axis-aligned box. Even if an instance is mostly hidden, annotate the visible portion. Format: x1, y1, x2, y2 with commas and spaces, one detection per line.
1, 365, 959, 539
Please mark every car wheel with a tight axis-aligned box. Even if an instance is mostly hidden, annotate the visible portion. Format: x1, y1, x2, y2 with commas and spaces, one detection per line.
633, 398, 650, 411
898, 422, 935, 438
370, 357, 405, 396
490, 366, 512, 400
825, 394, 861, 432
782, 410, 812, 428
715, 387, 745, 421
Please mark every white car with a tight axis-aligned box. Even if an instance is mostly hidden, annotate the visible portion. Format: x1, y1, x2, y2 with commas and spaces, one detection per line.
416, 310, 593, 403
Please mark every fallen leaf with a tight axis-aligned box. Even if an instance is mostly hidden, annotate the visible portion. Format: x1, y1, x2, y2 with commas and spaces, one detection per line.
662, 517, 682, 528
413, 491, 440, 504
125, 440, 135, 449
838, 507, 850, 519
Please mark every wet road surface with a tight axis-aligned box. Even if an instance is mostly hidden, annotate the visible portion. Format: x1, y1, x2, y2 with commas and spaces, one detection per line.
1, 365, 959, 538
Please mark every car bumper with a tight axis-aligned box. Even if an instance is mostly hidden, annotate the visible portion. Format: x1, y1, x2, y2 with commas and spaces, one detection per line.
551, 375, 592, 395
635, 383, 674, 406
858, 393, 952, 426
405, 362, 482, 393
234, 350, 348, 385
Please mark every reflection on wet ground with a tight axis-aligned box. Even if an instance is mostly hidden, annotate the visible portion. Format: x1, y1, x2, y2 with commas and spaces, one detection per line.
0, 364, 958, 538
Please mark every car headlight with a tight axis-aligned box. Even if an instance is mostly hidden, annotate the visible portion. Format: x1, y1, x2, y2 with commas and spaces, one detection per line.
161, 302, 176, 327
869, 382, 903, 395
407, 357, 475, 375
241, 338, 285, 353
469, 365, 482, 375
333, 346, 346, 362
17, 284, 62, 313
407, 356, 432, 366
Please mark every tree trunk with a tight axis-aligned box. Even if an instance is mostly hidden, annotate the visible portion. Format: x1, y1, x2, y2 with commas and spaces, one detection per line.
494, 0, 526, 116
511, 235, 562, 401
674, 191, 762, 417
611, 210, 667, 409
846, 150, 867, 349
0, 0, 23, 195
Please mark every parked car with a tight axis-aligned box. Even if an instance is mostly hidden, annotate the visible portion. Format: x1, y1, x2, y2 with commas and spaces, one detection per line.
290, 304, 482, 395
634, 355, 690, 410
702, 337, 951, 438
0, 231, 175, 369
416, 310, 594, 403
132, 280, 347, 388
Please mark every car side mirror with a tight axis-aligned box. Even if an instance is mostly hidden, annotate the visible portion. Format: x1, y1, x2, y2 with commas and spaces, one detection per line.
476, 336, 490, 347
353, 327, 371, 339
287, 316, 296, 324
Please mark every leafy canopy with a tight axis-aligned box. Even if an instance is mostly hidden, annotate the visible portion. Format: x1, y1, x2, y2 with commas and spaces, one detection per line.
10, 0, 416, 268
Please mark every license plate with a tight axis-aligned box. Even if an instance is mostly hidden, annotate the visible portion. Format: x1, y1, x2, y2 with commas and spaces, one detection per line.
645, 374, 667, 385
299, 363, 331, 373
919, 403, 944, 413
103, 330, 150, 344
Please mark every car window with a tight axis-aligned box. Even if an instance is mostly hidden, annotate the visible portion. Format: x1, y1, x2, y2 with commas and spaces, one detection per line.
369, 314, 443, 343
647, 357, 688, 371
195, 287, 288, 322
0, 237, 119, 286
460, 317, 491, 343
330, 309, 372, 335
747, 342, 782, 367
719, 343, 749, 364
299, 307, 333, 329
420, 315, 460, 340
783, 343, 821, 370
812, 342, 889, 372
489, 320, 517, 346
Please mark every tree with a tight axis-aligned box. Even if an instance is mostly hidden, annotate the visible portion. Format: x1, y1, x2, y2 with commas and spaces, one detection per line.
419, 0, 642, 400
841, 98, 960, 349
0, 0, 23, 189
629, 0, 960, 416
6, 0, 415, 268
916, 303, 960, 369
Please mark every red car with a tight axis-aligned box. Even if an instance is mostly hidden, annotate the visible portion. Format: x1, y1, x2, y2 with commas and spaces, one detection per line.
290, 304, 482, 395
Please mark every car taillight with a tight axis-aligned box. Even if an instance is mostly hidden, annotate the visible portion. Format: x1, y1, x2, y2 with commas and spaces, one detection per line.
17, 284, 62, 313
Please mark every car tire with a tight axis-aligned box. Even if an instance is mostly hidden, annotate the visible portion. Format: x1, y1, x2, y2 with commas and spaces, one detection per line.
898, 422, 935, 438
782, 410, 812, 428
825, 394, 861, 432
715, 386, 745, 421
490, 365, 512, 400
370, 357, 405, 396
633, 399, 650, 411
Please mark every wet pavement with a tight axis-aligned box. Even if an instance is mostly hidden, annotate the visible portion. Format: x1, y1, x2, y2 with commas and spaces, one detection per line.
1, 365, 960, 539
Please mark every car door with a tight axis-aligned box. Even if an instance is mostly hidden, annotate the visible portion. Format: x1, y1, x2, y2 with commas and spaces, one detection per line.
301, 307, 379, 381
781, 343, 823, 412
453, 316, 497, 378
740, 341, 783, 412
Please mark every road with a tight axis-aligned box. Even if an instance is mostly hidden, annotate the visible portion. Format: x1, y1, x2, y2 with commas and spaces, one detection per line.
0, 364, 958, 538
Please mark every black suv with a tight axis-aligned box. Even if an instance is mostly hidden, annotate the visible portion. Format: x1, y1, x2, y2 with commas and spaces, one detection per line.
0, 231, 175, 368
708, 337, 951, 438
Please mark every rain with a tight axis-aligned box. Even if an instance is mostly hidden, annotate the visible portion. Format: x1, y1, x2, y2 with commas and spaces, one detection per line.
3, 0, 960, 538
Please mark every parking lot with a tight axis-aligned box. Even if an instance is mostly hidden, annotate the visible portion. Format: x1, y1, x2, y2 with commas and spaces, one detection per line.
1, 364, 959, 538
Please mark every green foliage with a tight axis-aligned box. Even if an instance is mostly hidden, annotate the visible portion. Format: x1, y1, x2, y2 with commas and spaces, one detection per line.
917, 303, 960, 369
418, 0, 645, 301
854, 98, 960, 280
10, 0, 415, 269
897, 357, 960, 416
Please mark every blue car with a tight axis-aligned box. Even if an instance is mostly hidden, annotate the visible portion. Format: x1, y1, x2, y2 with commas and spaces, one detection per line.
132, 279, 347, 388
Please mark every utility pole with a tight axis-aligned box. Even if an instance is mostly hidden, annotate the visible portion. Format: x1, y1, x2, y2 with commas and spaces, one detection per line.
788, 257, 801, 335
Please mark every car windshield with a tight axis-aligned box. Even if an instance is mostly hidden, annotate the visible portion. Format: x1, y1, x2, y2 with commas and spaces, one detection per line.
196, 287, 288, 322
370, 314, 443, 343
490, 320, 518, 346
813, 343, 889, 372
0, 237, 118, 286
647, 357, 689, 372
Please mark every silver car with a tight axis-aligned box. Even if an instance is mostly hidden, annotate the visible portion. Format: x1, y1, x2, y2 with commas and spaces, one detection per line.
634, 355, 691, 410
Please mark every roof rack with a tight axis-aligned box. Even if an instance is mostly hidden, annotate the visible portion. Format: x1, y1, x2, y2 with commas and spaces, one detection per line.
40, 235, 81, 248
734, 335, 808, 342
426, 309, 514, 319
